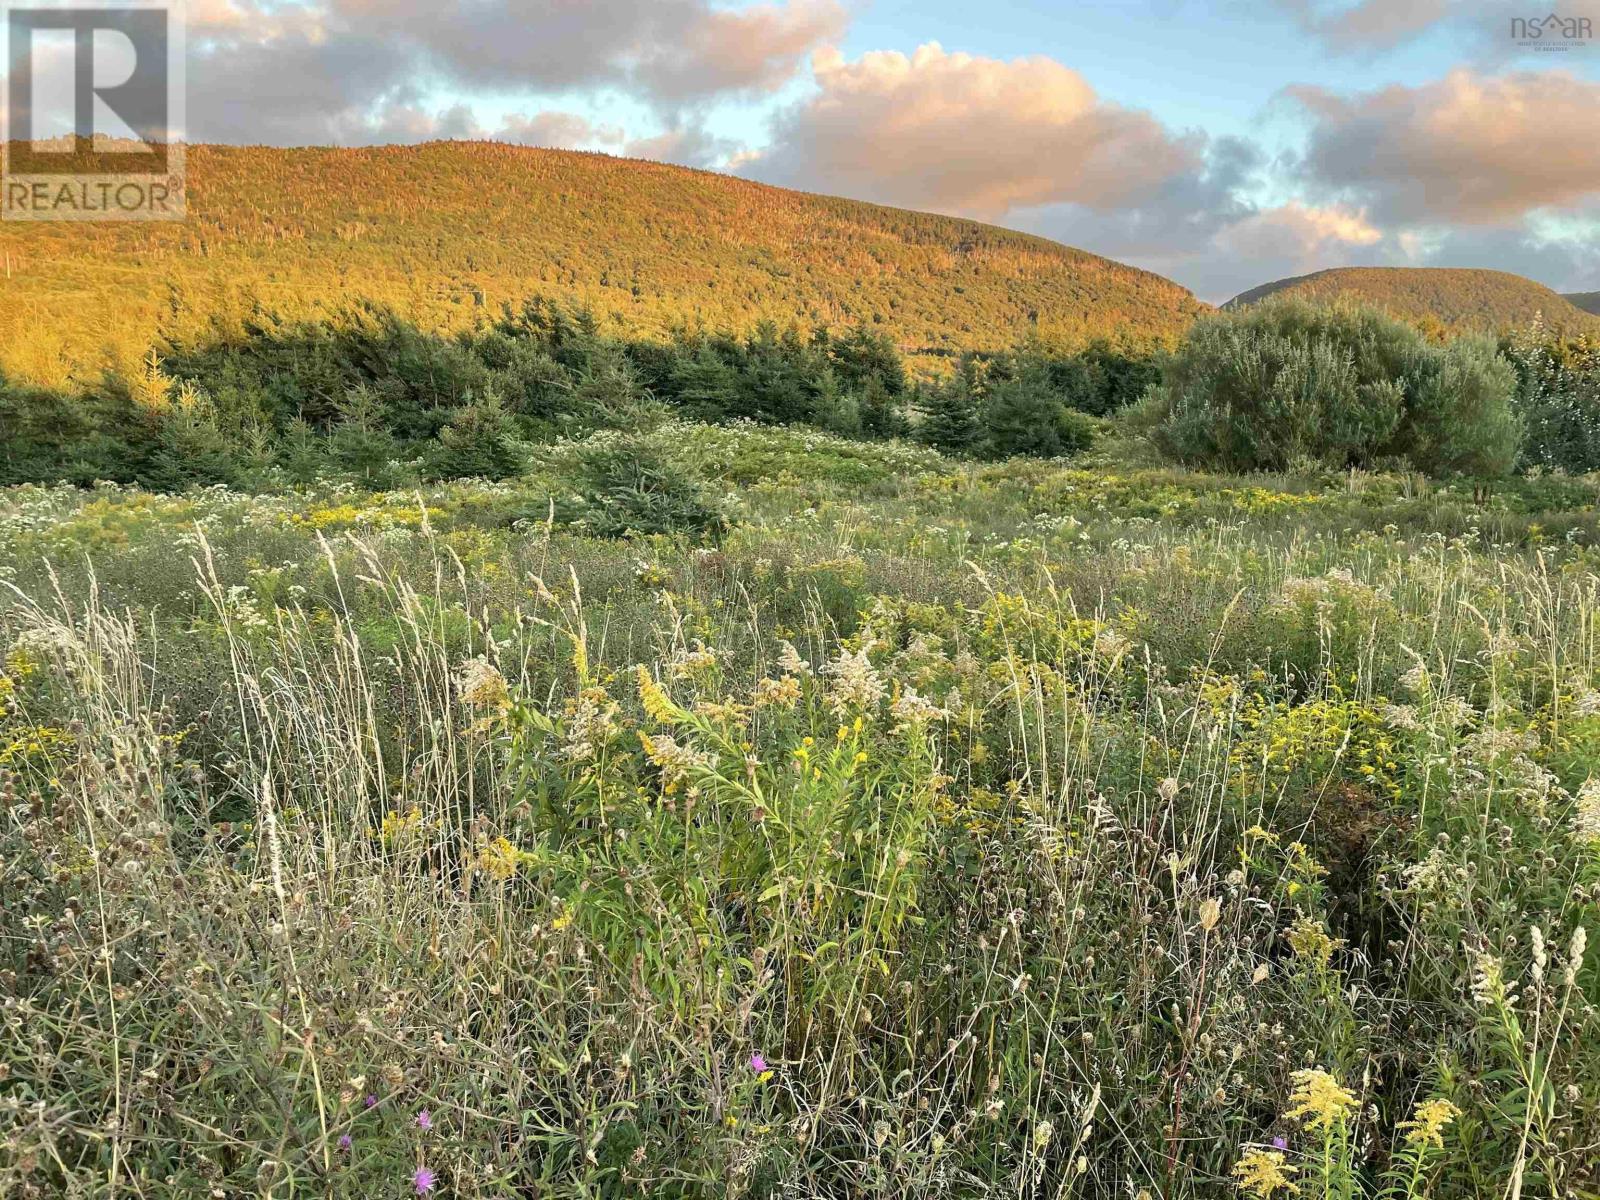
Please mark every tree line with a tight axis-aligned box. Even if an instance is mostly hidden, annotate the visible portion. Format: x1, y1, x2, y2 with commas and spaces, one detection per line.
5, 291, 1598, 491
0, 297, 1156, 489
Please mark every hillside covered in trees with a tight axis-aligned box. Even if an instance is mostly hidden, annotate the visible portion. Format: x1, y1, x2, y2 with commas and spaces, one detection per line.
1225, 267, 1600, 335
0, 142, 1206, 388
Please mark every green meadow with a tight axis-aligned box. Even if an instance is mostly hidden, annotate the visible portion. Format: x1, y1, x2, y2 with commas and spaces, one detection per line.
3, 418, 1598, 1197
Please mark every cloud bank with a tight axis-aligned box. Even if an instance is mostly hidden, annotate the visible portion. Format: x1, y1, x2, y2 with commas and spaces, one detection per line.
751, 43, 1200, 218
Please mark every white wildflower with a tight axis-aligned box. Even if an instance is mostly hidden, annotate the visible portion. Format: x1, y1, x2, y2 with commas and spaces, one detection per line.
1566, 925, 1588, 986
890, 686, 948, 729
825, 643, 885, 715
776, 640, 812, 677
1093, 627, 1133, 662
1383, 703, 1421, 732
1471, 951, 1507, 1009
1402, 846, 1454, 896
457, 657, 510, 710
1573, 778, 1600, 842
639, 733, 717, 790
1399, 663, 1430, 697
561, 688, 620, 764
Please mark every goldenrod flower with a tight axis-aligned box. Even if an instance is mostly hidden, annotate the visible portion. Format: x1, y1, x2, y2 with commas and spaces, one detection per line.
474, 836, 526, 881
1285, 1069, 1358, 1133
1233, 1147, 1299, 1197
380, 805, 423, 846
1285, 916, 1342, 967
1397, 1098, 1459, 1150
636, 665, 679, 724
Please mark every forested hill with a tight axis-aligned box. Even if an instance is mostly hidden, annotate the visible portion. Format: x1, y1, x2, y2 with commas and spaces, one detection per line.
0, 141, 1205, 387
1224, 267, 1600, 335
1565, 292, 1600, 316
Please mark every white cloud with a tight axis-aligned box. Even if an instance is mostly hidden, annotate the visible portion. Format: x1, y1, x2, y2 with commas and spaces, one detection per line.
184, 0, 843, 145
748, 42, 1200, 218
1290, 69, 1600, 224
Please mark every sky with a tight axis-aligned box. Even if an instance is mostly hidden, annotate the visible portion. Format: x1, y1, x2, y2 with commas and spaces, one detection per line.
47, 0, 1600, 301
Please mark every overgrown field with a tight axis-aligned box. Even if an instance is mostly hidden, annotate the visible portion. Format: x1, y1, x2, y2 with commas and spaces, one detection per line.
3, 423, 1599, 1197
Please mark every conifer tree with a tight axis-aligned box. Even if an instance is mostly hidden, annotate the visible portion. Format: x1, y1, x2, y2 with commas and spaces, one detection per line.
917, 375, 982, 453
859, 374, 909, 439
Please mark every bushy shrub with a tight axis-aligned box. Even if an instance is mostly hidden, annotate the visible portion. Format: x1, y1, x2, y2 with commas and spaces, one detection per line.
1147, 298, 1521, 476
658, 323, 907, 433
324, 383, 406, 487
917, 354, 1097, 459
1042, 339, 1162, 416
984, 362, 1096, 459
808, 367, 863, 437
1400, 335, 1522, 478
548, 433, 729, 540
426, 387, 525, 480
0, 372, 161, 486
145, 382, 277, 490
1506, 321, 1600, 473
857, 374, 910, 439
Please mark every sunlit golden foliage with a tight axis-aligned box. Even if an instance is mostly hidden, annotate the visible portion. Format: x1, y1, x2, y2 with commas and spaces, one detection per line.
0, 142, 1206, 388
1227, 267, 1600, 338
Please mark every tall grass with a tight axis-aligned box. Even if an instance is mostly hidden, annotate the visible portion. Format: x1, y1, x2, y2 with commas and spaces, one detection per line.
2, 429, 1598, 1197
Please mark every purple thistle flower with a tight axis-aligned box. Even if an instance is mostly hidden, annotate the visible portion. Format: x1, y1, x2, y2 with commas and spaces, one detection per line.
413, 1166, 436, 1194
1272, 1135, 1288, 1150
364, 1093, 378, 1109
338, 1133, 353, 1151
416, 1108, 432, 1131
749, 1053, 767, 1073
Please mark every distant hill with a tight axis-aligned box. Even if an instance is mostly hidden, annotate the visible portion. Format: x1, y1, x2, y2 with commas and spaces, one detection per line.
0, 142, 1205, 387
1224, 267, 1600, 335
1564, 292, 1600, 316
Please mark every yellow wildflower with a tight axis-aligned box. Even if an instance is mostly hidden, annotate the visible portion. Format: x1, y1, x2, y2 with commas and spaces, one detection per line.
1233, 1148, 1298, 1198
1285, 1069, 1358, 1133
380, 806, 423, 846
637, 665, 679, 724
1285, 916, 1343, 968
474, 836, 527, 882
1397, 1098, 1460, 1150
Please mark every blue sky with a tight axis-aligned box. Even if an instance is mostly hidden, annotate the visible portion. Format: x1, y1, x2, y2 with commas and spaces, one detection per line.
166, 0, 1600, 300
839, 0, 1600, 164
